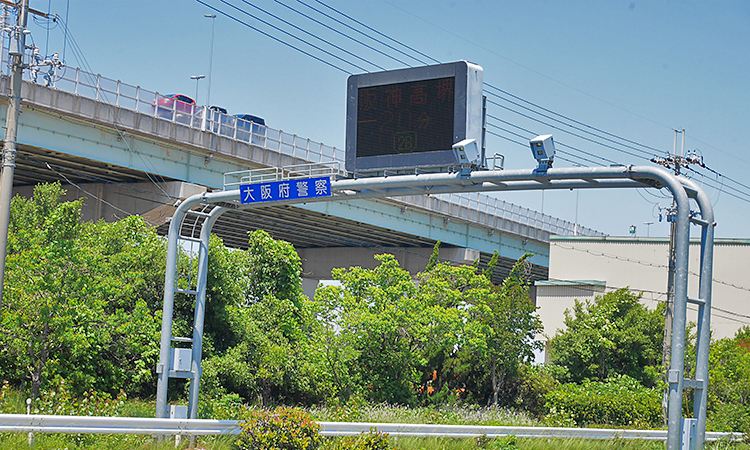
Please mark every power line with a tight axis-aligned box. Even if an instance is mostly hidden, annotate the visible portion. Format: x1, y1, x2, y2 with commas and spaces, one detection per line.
215, 0, 366, 72
543, 278, 750, 325
684, 167, 750, 204
270, 0, 392, 71
52, 17, 175, 202
307, 0, 439, 66
486, 90, 658, 162
486, 97, 651, 162
485, 84, 664, 157
196, 0, 351, 75
192, 0, 750, 205
487, 115, 618, 166
238, 0, 383, 71
699, 160, 750, 195
43, 162, 158, 225
21, 153, 174, 201
485, 126, 605, 168
293, 0, 414, 67
551, 241, 750, 294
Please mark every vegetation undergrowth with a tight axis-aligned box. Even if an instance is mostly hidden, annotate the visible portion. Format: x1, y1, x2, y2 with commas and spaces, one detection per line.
0, 391, 748, 449
308, 396, 538, 427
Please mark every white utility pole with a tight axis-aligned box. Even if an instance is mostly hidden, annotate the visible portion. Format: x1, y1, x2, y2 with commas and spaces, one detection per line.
190, 74, 205, 104
652, 129, 707, 428
204, 14, 216, 106
644, 221, 654, 237
663, 129, 685, 369
0, 0, 30, 309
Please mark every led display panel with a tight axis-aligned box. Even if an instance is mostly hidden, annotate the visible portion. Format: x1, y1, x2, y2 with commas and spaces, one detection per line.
346, 61, 483, 173
356, 77, 455, 157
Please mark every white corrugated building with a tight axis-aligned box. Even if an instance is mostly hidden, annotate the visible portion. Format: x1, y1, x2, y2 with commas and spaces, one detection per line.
534, 236, 750, 355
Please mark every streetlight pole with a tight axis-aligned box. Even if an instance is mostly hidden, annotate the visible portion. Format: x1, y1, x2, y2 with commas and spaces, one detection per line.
0, 0, 30, 310
190, 75, 205, 105
204, 14, 216, 107
644, 221, 654, 237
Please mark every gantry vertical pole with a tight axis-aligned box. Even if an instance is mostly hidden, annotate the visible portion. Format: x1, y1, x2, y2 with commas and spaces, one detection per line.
155, 195, 205, 418
187, 206, 226, 419
664, 176, 691, 450
682, 178, 715, 449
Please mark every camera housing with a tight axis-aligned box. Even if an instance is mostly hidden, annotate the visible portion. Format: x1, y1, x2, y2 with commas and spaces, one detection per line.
530, 134, 555, 162
452, 138, 481, 167
529, 134, 555, 173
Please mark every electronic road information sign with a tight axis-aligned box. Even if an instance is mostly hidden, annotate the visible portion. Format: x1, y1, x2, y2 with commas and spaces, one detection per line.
239, 177, 331, 204
346, 61, 484, 173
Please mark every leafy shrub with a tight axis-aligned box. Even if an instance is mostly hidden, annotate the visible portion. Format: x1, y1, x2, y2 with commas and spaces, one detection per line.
324, 394, 367, 422
544, 375, 662, 427
238, 406, 321, 450
548, 289, 664, 387
200, 392, 247, 420
477, 434, 518, 449
707, 402, 750, 434
514, 364, 561, 417
708, 327, 750, 434
31, 380, 126, 416
329, 430, 392, 450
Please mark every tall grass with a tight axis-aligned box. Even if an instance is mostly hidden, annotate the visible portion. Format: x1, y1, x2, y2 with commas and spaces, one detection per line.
0, 432, 238, 450
308, 402, 538, 426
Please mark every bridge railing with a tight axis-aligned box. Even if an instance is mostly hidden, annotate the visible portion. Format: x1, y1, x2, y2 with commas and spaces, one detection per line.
1, 44, 603, 239
0, 42, 347, 167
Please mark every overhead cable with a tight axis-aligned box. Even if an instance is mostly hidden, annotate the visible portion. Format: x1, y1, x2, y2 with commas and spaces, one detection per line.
270, 0, 393, 71
196, 0, 351, 74
216, 0, 365, 72
305, 0, 438, 65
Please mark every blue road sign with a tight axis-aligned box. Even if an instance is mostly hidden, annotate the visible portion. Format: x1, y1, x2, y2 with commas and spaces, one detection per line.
239, 176, 331, 204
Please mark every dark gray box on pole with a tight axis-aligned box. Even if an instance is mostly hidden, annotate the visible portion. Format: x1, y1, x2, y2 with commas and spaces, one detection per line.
346, 61, 484, 173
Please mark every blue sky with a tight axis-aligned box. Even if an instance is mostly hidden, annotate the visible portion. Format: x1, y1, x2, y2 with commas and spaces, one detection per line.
27, 0, 750, 238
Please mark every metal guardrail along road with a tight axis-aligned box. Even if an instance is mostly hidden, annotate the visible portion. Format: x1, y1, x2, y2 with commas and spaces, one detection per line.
0, 414, 743, 442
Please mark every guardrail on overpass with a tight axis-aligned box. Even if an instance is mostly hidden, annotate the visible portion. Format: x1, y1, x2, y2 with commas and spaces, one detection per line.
0, 414, 742, 442
0, 43, 604, 244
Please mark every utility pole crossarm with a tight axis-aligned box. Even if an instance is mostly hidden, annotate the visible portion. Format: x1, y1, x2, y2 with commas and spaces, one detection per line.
0, 0, 45, 17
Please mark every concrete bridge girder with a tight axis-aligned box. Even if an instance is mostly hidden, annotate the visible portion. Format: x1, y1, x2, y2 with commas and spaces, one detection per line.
301, 198, 548, 267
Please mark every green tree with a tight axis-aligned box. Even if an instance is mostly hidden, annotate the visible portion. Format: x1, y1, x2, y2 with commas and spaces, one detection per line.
548, 288, 664, 386
314, 253, 476, 405
67, 215, 165, 396
315, 254, 425, 405
409, 258, 481, 403
314, 252, 543, 406
0, 182, 103, 398
0, 183, 165, 398
707, 326, 750, 432
200, 231, 333, 405
453, 254, 543, 406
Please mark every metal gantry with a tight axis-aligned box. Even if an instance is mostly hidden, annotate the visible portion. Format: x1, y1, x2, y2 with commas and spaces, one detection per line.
156, 164, 714, 450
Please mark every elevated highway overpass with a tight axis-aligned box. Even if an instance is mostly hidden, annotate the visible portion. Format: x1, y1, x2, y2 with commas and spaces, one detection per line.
0, 58, 604, 285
